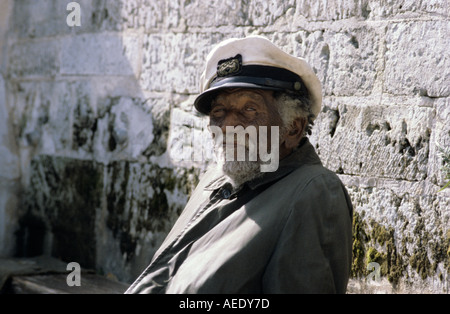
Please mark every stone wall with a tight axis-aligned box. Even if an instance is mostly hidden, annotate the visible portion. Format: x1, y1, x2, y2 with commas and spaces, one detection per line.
0, 0, 448, 292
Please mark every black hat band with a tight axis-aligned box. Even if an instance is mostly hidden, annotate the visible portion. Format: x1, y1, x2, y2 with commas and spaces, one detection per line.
210, 64, 306, 94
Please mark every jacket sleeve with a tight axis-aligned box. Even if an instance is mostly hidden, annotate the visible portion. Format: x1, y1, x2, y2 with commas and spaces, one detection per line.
262, 172, 353, 294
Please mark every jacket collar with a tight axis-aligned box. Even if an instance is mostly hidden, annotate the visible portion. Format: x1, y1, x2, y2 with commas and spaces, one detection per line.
204, 138, 322, 192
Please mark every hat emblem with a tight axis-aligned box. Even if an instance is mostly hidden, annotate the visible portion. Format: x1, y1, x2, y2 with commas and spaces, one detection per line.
217, 54, 242, 77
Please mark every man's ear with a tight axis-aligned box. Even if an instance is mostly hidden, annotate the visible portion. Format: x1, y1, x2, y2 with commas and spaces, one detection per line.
284, 118, 307, 149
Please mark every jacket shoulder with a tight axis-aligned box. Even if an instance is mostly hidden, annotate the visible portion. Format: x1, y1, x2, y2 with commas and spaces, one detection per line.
288, 163, 343, 190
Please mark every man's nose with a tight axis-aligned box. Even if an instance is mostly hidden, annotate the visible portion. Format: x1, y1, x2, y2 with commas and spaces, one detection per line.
220, 111, 243, 133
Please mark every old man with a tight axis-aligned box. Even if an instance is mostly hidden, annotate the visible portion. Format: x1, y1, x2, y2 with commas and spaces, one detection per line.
126, 36, 353, 294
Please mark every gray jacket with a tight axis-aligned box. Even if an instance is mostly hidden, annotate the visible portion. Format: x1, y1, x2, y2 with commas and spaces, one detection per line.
125, 139, 353, 294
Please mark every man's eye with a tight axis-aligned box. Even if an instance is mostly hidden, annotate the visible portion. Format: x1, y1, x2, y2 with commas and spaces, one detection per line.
211, 108, 225, 116
244, 106, 257, 113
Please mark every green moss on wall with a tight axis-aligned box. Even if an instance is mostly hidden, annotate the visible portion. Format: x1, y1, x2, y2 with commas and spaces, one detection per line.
351, 211, 368, 278
18, 156, 103, 268
368, 219, 405, 284
350, 204, 449, 287
366, 247, 387, 275
105, 161, 201, 261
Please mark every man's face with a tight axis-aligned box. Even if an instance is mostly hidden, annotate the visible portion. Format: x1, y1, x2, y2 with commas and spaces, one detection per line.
209, 88, 283, 156
209, 89, 280, 130
208, 88, 285, 185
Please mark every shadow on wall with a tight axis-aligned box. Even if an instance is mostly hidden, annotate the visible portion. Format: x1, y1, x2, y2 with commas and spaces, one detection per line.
0, 0, 21, 261
4, 0, 206, 283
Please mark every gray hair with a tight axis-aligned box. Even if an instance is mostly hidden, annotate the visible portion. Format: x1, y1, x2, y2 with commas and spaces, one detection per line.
273, 91, 315, 137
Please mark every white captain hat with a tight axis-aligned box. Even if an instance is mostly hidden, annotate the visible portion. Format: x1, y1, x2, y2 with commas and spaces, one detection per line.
194, 35, 322, 120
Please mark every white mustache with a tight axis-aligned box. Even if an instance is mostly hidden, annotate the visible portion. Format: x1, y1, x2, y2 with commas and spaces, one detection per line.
208, 125, 279, 172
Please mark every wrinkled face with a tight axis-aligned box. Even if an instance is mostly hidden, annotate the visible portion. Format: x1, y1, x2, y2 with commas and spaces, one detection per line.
209, 89, 281, 130
208, 88, 285, 186
210, 89, 283, 158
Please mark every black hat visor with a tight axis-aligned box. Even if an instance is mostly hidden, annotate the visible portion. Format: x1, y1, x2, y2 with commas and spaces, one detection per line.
194, 65, 306, 115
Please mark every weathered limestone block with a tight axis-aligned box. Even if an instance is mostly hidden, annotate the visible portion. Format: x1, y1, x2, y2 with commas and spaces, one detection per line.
74, 0, 141, 32
0, 1, 12, 61
0, 76, 20, 181
9, 78, 164, 164
323, 27, 379, 96
18, 156, 103, 268
71, 92, 163, 162
247, 0, 296, 26
140, 0, 295, 29
168, 106, 213, 170
427, 98, 450, 188
137, 96, 172, 158
60, 33, 141, 77
295, 0, 371, 21
347, 181, 449, 293
101, 159, 199, 281
367, 0, 449, 19
294, 0, 447, 21
182, 0, 250, 27
0, 74, 20, 257
139, 0, 183, 31
19, 154, 201, 281
0, 181, 20, 257
140, 32, 229, 93
311, 100, 433, 181
10, 0, 141, 38
95, 96, 156, 160
10, 81, 91, 156
10, 0, 68, 39
272, 26, 378, 97
104, 161, 198, 261
384, 21, 449, 97
8, 40, 59, 78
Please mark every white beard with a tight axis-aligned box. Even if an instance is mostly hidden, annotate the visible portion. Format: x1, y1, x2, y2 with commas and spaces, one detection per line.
212, 125, 287, 188
220, 159, 263, 188
215, 144, 264, 188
